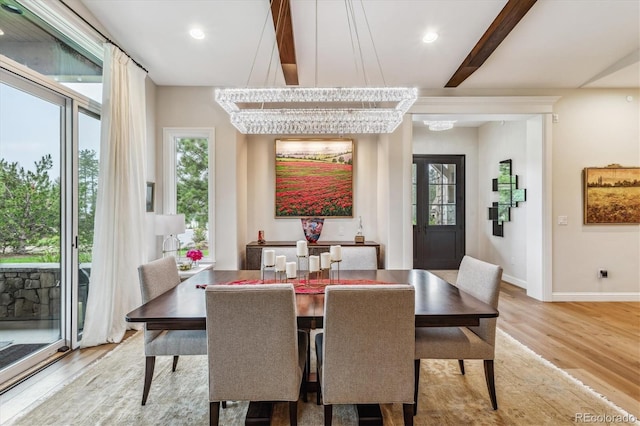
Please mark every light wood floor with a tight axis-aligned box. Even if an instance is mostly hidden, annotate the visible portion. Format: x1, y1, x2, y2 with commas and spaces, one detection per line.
1, 282, 638, 423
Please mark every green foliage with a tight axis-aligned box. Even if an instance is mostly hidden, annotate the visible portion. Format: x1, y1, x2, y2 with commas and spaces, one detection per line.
0, 155, 59, 254
176, 138, 209, 228
192, 227, 207, 249
78, 149, 99, 261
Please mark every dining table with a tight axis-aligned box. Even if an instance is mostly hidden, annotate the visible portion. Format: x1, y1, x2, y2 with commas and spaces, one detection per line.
126, 268, 499, 425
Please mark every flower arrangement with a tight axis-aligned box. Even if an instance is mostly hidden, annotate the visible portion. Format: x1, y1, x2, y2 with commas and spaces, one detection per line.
186, 249, 203, 263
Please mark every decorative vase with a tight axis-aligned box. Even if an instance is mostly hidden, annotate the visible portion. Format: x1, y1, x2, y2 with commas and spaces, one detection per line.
301, 217, 324, 243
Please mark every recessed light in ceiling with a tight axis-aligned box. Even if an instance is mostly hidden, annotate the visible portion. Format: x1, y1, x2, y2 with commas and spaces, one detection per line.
189, 28, 205, 40
422, 32, 438, 43
0, 29, 4, 36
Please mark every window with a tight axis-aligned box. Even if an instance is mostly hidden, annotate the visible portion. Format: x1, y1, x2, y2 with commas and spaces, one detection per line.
163, 128, 215, 264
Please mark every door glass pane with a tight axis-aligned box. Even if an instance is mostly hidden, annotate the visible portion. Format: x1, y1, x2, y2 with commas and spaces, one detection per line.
77, 110, 100, 338
0, 82, 63, 369
428, 163, 457, 226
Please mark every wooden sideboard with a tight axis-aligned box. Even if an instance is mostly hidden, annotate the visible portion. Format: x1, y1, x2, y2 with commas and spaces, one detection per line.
245, 241, 381, 270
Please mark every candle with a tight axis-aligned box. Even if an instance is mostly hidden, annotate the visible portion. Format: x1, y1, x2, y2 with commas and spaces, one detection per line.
275, 255, 286, 271
263, 250, 275, 266
320, 252, 331, 269
309, 255, 320, 272
330, 245, 342, 261
286, 261, 297, 279
296, 240, 308, 257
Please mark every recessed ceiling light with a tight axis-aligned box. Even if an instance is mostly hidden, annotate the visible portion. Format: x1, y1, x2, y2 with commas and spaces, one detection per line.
422, 32, 438, 43
0, 29, 4, 36
189, 28, 205, 40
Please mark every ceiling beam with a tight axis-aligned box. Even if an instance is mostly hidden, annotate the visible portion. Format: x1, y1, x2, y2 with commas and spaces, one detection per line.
271, 0, 298, 85
445, 0, 537, 88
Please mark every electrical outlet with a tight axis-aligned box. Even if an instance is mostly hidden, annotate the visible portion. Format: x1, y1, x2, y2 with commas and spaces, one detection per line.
598, 269, 608, 278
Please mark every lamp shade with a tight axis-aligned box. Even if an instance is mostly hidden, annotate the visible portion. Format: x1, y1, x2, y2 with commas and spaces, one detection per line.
155, 214, 186, 236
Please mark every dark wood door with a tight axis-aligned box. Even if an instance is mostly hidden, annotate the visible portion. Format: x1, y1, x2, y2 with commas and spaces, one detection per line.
413, 155, 465, 269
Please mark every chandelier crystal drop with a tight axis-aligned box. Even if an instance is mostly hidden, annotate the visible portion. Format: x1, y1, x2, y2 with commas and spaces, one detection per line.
215, 87, 418, 134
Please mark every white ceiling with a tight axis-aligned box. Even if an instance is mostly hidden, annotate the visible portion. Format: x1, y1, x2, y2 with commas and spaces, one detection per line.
75, 0, 639, 129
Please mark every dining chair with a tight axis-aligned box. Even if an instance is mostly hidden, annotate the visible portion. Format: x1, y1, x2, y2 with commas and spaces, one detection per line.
414, 255, 503, 413
315, 285, 415, 426
137, 256, 207, 405
205, 284, 308, 426
332, 246, 377, 270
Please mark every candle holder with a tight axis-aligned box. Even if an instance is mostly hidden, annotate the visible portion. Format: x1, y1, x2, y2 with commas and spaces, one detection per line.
262, 261, 275, 282
330, 259, 342, 284
297, 254, 309, 284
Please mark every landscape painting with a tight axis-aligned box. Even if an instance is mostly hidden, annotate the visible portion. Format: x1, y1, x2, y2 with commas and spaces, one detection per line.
275, 138, 353, 218
583, 167, 640, 224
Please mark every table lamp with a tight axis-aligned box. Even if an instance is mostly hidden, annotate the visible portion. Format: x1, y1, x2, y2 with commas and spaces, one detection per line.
155, 214, 186, 260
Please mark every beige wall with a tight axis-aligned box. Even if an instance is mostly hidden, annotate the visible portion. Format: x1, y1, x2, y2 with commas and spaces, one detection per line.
152, 86, 639, 300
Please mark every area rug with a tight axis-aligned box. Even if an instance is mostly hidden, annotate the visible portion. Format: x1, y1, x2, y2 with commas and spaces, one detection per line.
6, 330, 636, 426
0, 343, 47, 370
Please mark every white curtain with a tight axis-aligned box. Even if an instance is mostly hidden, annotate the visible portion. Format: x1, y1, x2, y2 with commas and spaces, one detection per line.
81, 44, 147, 347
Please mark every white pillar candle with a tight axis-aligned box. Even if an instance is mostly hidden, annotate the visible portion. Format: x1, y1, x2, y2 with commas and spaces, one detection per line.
320, 252, 331, 269
330, 245, 342, 261
286, 261, 297, 278
296, 240, 308, 256
263, 249, 275, 266
275, 255, 287, 271
309, 255, 320, 272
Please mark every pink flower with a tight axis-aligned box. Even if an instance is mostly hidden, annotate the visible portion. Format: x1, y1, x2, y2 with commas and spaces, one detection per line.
186, 249, 203, 261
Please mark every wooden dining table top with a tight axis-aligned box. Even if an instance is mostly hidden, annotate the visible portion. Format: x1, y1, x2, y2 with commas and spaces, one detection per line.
126, 269, 498, 330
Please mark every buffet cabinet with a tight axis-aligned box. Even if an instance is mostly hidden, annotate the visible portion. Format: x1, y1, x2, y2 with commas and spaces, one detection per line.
245, 240, 381, 270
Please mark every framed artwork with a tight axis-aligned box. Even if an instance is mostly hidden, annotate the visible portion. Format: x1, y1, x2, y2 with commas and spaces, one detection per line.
583, 166, 640, 224
487, 159, 526, 237
275, 138, 354, 218
146, 182, 155, 212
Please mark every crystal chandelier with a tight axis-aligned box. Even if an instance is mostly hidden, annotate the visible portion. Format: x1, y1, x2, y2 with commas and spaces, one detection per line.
215, 87, 418, 134
215, 1, 417, 135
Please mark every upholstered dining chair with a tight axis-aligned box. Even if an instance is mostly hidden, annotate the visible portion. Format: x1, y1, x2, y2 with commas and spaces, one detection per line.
315, 285, 415, 426
137, 256, 207, 405
205, 284, 308, 426
332, 246, 377, 270
414, 255, 503, 413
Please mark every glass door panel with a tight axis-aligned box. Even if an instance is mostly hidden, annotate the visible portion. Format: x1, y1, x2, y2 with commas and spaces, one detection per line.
0, 79, 66, 379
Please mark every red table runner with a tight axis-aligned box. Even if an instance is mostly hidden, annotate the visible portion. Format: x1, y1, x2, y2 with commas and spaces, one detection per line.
196, 278, 391, 294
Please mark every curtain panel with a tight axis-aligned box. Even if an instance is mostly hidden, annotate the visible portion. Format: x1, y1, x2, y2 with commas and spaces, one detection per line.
81, 44, 147, 347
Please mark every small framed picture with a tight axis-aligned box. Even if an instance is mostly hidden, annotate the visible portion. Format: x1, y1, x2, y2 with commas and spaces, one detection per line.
146, 182, 155, 212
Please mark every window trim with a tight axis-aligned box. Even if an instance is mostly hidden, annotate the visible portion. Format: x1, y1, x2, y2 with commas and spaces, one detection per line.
162, 127, 216, 264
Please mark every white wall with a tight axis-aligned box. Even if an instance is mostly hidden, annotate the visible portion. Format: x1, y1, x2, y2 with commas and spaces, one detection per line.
245, 134, 380, 245
412, 125, 480, 258
478, 121, 529, 287
551, 89, 639, 300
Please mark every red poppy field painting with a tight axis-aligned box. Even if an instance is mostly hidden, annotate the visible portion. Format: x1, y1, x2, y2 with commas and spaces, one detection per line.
275, 139, 353, 217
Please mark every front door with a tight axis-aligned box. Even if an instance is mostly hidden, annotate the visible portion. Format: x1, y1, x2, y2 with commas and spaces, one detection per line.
413, 155, 465, 269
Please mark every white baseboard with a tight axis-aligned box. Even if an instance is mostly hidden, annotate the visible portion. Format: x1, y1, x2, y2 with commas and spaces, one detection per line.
552, 292, 640, 302
502, 274, 526, 289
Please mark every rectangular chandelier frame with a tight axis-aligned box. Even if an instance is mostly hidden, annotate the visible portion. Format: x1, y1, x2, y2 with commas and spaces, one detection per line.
215, 87, 418, 134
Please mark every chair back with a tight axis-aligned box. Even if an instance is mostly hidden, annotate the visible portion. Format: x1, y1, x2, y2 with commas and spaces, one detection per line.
138, 256, 180, 303
321, 285, 415, 405
205, 284, 302, 402
333, 246, 377, 270
456, 255, 503, 345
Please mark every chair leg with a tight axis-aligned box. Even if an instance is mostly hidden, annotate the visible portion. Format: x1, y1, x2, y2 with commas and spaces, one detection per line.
413, 359, 420, 415
316, 362, 321, 405
142, 356, 156, 405
172, 355, 179, 372
209, 401, 220, 425
222, 401, 227, 409
289, 401, 298, 426
484, 359, 498, 410
458, 359, 465, 375
324, 405, 332, 426
403, 403, 414, 426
